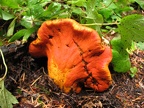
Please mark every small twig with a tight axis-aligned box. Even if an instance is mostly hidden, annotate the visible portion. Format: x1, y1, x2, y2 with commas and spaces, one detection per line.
9, 76, 17, 84
0, 48, 8, 81
139, 78, 144, 89
132, 95, 144, 102
30, 75, 42, 86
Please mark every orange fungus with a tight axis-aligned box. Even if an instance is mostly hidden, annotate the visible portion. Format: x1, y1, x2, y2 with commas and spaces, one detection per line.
29, 19, 112, 93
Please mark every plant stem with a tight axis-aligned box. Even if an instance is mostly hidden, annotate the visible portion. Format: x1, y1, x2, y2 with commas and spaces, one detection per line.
82, 22, 119, 26
0, 49, 7, 81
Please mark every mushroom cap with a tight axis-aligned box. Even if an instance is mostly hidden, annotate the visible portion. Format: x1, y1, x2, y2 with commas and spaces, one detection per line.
29, 19, 112, 93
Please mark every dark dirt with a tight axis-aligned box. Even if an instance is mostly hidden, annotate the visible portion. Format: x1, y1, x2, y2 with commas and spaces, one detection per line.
0, 43, 144, 108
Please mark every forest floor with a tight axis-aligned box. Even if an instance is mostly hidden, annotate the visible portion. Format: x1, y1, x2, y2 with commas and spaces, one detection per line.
0, 40, 144, 108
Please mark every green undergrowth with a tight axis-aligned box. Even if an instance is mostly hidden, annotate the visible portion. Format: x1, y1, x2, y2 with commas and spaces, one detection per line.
0, 49, 18, 108
0, 0, 144, 107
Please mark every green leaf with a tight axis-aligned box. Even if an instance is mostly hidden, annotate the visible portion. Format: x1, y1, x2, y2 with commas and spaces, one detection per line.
0, 0, 19, 9
27, 4, 44, 19
71, 7, 84, 15
7, 17, 17, 37
22, 27, 37, 43
116, 0, 133, 6
20, 16, 34, 28
130, 67, 137, 78
39, 0, 51, 7
8, 29, 27, 42
135, 0, 144, 9
84, 0, 103, 34
103, 0, 117, 9
27, 0, 38, 5
67, 0, 86, 7
98, 0, 133, 22
0, 79, 18, 108
42, 2, 62, 19
0, 9, 14, 20
98, 8, 113, 20
118, 14, 144, 49
111, 36, 131, 72
8, 27, 37, 42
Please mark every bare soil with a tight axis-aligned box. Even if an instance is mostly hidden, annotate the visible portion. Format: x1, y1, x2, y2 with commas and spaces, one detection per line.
0, 43, 144, 108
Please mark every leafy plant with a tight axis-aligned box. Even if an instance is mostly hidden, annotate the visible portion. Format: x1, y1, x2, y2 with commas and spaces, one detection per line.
97, 0, 134, 22
0, 49, 18, 108
66, 0, 144, 73
0, 0, 70, 43
118, 14, 144, 49
0, 80, 19, 108
67, 0, 103, 35
111, 14, 144, 73
0, 1, 144, 107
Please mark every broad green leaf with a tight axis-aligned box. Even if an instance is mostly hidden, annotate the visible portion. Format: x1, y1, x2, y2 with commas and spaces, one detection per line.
135, 0, 144, 9
0, 9, 14, 20
7, 17, 17, 37
118, 14, 144, 49
0, 79, 18, 108
111, 37, 131, 72
0, 0, 19, 9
